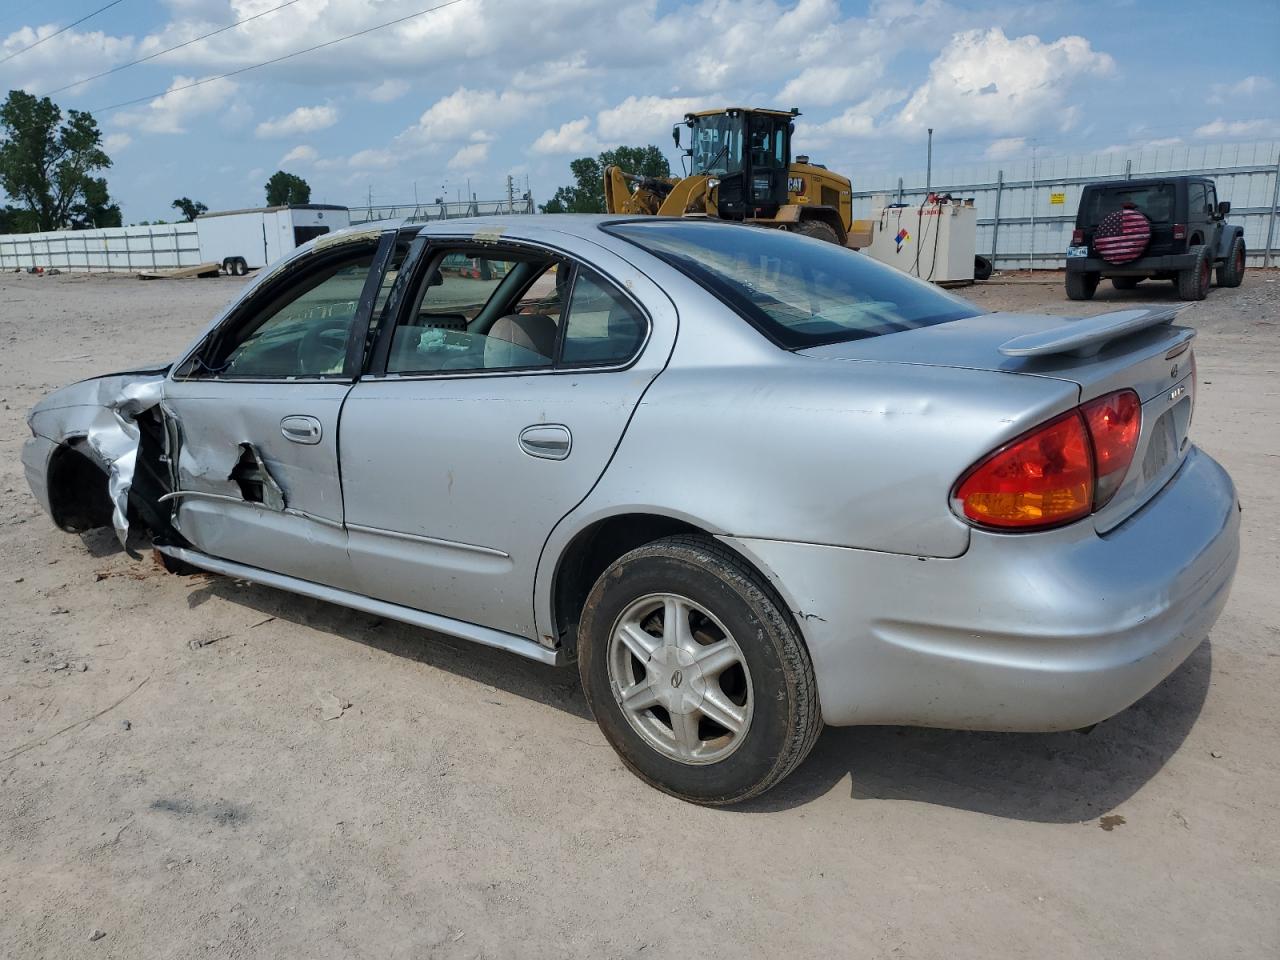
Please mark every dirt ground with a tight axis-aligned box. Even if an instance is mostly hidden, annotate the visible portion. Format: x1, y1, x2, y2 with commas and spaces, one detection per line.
1, 266, 1278, 959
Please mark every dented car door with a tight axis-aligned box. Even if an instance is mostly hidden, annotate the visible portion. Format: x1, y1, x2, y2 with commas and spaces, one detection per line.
160, 232, 396, 588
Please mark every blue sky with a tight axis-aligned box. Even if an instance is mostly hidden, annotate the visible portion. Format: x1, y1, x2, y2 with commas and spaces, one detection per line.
2, 0, 1277, 222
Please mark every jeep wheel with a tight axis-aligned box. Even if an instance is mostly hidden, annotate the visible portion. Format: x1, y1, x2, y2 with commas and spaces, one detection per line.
578, 535, 822, 805
1217, 236, 1245, 288
1111, 277, 1141, 290
1066, 271, 1099, 301
1177, 245, 1211, 300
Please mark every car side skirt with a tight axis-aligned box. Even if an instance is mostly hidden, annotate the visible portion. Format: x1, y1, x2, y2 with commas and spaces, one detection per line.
155, 545, 565, 666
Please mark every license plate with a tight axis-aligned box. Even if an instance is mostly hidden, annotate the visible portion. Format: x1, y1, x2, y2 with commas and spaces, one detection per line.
1067, 245, 1089, 258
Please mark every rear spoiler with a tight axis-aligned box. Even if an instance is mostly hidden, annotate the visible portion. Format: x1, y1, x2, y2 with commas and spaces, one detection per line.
999, 305, 1190, 359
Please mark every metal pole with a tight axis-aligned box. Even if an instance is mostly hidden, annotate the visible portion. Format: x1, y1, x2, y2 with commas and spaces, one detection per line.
1125, 159, 1132, 181
1029, 147, 1037, 272
991, 169, 1003, 263
896, 177, 903, 204
926, 128, 933, 192
1264, 153, 1280, 269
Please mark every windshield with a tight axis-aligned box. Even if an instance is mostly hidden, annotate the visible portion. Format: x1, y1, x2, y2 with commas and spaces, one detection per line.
607, 221, 979, 349
1083, 184, 1175, 224
690, 115, 744, 176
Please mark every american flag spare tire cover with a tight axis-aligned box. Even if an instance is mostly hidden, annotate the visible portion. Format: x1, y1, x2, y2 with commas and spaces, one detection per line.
1093, 206, 1151, 264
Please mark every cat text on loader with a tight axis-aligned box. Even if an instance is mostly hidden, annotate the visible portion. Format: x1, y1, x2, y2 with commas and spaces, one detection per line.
603, 107, 860, 245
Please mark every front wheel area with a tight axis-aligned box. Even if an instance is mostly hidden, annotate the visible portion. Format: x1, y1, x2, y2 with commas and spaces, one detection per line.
578, 535, 821, 805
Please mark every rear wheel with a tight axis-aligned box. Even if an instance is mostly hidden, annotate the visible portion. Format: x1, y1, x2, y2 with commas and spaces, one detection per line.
578, 535, 821, 805
1066, 271, 1099, 301
1216, 236, 1245, 288
793, 220, 841, 244
1111, 277, 1141, 290
1177, 245, 1211, 300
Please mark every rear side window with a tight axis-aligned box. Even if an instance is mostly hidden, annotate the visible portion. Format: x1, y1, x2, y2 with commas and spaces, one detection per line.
1083, 185, 1175, 224
560, 268, 646, 365
606, 220, 977, 349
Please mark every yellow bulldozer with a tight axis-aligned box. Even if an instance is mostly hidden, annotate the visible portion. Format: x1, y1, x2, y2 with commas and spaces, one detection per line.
603, 106, 862, 245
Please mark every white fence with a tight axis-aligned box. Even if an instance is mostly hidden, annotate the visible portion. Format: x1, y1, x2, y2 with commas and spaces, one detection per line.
0, 223, 201, 273
852, 140, 1280, 270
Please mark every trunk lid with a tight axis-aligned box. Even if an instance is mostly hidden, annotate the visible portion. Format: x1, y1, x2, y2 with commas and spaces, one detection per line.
798, 309, 1197, 531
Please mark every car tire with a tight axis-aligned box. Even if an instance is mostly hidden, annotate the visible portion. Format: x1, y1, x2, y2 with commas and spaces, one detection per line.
234, 257, 250, 276
973, 255, 993, 281
793, 220, 842, 244
577, 535, 822, 805
1217, 236, 1245, 288
1111, 277, 1141, 290
1066, 271, 1099, 301
1177, 245, 1211, 300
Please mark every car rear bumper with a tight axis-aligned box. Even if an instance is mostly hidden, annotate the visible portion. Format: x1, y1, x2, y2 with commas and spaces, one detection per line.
1066, 253, 1198, 274
722, 446, 1239, 731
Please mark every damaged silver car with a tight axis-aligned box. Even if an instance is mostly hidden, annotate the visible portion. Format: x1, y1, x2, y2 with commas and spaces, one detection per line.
24, 216, 1240, 805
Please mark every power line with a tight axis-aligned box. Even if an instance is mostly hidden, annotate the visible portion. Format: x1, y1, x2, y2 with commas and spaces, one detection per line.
43, 0, 303, 96
93, 0, 466, 114
0, 0, 127, 66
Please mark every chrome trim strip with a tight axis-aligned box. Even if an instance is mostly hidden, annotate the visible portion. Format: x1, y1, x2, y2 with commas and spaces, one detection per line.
344, 522, 510, 558
154, 545, 563, 665
158, 490, 245, 505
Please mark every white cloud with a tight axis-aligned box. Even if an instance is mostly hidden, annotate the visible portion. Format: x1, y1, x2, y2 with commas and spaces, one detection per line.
798, 89, 909, 145
280, 145, 318, 165
114, 75, 240, 135
366, 79, 410, 103
407, 88, 537, 143
103, 133, 133, 153
448, 142, 490, 170
984, 137, 1025, 160
532, 117, 600, 155
348, 148, 396, 170
0, 25, 132, 94
778, 59, 884, 108
892, 29, 1114, 137
1207, 75, 1274, 105
597, 95, 706, 142
1194, 118, 1280, 140
255, 104, 338, 139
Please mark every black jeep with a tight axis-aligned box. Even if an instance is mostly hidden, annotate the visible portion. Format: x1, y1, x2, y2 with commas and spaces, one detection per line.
1065, 176, 1245, 301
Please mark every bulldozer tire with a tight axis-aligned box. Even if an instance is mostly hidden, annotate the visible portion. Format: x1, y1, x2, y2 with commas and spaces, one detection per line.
793, 220, 841, 244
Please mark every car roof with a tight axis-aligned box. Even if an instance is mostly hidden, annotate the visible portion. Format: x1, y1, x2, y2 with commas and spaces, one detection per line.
1084, 176, 1207, 191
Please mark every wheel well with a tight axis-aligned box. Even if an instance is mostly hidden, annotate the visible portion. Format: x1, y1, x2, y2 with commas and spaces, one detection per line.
46, 441, 113, 533
552, 513, 707, 651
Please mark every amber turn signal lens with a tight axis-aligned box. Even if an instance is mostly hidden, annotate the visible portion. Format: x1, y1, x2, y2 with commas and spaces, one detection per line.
1081, 389, 1141, 509
955, 411, 1095, 530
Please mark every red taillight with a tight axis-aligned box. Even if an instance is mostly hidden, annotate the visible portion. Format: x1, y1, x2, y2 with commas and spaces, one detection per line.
1172, 223, 1186, 240
954, 411, 1094, 529
1081, 389, 1141, 508
954, 389, 1142, 531
1071, 229, 1085, 245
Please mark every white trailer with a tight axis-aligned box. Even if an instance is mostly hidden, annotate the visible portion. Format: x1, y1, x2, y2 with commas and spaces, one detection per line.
195, 205, 351, 275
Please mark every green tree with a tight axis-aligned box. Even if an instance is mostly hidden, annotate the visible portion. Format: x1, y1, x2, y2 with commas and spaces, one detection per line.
72, 176, 121, 228
0, 89, 118, 231
265, 170, 311, 206
171, 197, 208, 222
540, 145, 670, 213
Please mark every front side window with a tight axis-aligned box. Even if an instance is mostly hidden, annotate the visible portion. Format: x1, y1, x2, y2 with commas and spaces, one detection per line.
209, 254, 372, 378
690, 115, 744, 176
607, 220, 977, 349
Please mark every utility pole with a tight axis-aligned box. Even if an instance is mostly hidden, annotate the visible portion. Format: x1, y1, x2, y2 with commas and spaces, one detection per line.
926, 128, 933, 192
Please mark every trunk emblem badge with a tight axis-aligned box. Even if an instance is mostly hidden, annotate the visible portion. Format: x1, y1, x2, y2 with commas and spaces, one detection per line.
1170, 386, 1186, 401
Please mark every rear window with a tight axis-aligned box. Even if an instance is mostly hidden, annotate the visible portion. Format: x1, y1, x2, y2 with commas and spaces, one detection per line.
1082, 184, 1175, 224
604, 220, 978, 349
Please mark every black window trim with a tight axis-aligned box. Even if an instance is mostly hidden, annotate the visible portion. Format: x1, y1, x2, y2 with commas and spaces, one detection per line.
363, 233, 652, 381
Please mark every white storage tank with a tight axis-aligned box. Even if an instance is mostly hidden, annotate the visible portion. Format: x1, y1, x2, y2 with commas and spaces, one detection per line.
861, 197, 977, 284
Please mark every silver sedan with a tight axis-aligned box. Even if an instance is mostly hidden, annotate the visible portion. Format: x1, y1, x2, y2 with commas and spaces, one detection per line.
22, 216, 1240, 804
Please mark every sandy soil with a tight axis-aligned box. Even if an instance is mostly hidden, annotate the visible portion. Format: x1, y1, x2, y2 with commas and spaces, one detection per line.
1, 267, 1278, 959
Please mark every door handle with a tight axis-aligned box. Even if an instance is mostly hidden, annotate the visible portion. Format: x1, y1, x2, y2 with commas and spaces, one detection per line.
519, 424, 571, 460
280, 415, 323, 445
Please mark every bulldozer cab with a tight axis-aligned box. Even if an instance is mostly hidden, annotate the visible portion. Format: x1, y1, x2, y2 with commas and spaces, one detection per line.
677, 108, 797, 220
